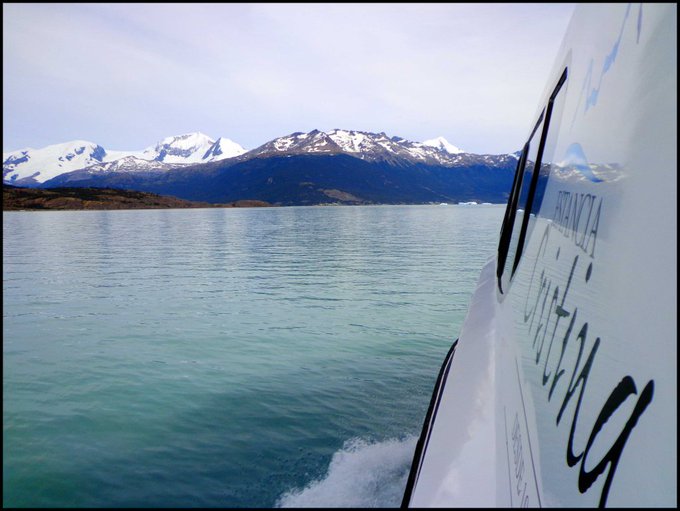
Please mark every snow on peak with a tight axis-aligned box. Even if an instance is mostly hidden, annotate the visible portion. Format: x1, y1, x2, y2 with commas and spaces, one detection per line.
422, 136, 464, 154
203, 137, 246, 161
149, 132, 216, 163
3, 132, 247, 185
327, 129, 370, 153
3, 140, 107, 184
157, 132, 214, 150
251, 129, 471, 167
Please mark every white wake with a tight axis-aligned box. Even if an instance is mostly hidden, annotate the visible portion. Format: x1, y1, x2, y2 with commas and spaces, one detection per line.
277, 435, 418, 508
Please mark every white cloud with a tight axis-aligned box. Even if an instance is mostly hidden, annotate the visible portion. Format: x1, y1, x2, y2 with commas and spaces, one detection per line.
3, 3, 575, 154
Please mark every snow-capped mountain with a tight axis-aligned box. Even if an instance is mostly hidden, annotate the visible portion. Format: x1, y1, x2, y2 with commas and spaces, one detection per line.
3, 140, 108, 185
422, 136, 464, 154
147, 132, 243, 164
32, 128, 520, 206
3, 133, 246, 185
4, 129, 521, 189
246, 129, 504, 167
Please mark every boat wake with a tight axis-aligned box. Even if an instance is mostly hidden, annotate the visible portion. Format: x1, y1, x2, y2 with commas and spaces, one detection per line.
276, 435, 418, 508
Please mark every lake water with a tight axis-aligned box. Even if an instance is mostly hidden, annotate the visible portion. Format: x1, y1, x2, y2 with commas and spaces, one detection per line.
3, 204, 504, 508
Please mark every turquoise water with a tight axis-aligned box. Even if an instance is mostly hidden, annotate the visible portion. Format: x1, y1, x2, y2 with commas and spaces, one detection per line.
3, 204, 504, 508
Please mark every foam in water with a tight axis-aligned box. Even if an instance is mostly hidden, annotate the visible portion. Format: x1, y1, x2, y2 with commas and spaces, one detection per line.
276, 435, 418, 508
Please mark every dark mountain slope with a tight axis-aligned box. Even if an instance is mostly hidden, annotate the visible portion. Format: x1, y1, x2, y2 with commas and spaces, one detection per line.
42, 153, 516, 206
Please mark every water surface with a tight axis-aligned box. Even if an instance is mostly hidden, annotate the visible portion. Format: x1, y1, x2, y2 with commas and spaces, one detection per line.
3, 204, 503, 507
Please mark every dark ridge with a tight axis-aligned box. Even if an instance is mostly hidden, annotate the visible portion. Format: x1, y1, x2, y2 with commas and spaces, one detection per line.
39, 153, 516, 206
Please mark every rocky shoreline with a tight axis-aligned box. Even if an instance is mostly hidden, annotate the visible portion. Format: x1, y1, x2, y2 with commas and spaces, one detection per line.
3, 185, 271, 211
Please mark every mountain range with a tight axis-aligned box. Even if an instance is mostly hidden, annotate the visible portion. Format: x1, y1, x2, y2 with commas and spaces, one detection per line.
3, 130, 519, 205
3, 133, 245, 186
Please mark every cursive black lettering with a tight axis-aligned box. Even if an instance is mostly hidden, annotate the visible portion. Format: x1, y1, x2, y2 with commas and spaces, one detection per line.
578, 378, 654, 506
520, 191, 652, 506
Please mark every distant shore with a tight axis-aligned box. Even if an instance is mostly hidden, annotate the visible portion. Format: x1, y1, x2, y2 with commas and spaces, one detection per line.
3, 185, 271, 211
3, 184, 504, 211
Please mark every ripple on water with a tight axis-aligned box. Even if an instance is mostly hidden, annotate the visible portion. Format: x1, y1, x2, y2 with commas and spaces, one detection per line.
3, 205, 504, 507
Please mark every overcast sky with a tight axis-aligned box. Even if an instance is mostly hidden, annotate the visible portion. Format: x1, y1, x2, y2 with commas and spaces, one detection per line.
3, 3, 575, 155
